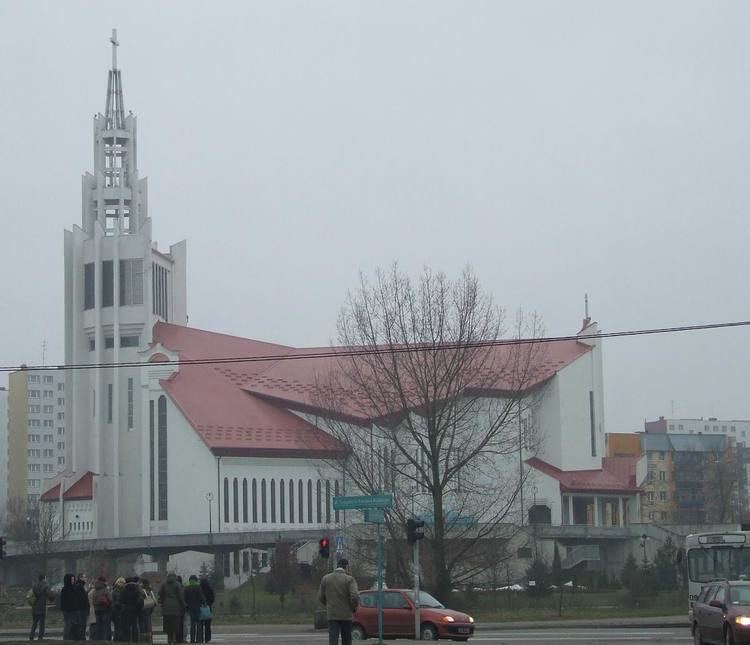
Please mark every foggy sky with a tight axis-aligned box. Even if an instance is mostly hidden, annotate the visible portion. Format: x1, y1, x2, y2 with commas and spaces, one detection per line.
1, 1, 749, 434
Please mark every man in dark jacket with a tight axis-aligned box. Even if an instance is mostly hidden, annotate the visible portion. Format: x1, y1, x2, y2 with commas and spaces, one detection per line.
122, 576, 145, 642
74, 573, 91, 640
319, 558, 360, 645
29, 574, 53, 641
183, 575, 205, 643
199, 577, 215, 643
59, 573, 79, 641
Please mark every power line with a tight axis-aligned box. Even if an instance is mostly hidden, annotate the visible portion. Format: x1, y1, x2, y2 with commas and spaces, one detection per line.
1, 319, 748, 374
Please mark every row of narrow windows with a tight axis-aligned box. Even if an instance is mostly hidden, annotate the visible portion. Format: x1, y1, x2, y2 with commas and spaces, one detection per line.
222, 477, 340, 525
82, 260, 169, 321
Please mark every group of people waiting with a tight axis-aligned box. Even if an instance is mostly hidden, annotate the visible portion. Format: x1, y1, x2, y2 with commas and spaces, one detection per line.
27, 571, 215, 644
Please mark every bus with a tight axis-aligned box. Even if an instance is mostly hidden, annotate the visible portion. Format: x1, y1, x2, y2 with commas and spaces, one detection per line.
684, 531, 750, 609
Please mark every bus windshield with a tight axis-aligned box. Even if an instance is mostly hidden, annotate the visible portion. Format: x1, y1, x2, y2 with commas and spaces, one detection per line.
688, 546, 750, 583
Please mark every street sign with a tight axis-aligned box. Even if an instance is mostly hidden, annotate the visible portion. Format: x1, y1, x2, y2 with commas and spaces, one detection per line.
333, 494, 393, 510
335, 535, 345, 553
364, 509, 385, 524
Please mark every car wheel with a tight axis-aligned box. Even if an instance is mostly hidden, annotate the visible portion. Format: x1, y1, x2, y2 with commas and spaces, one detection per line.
420, 623, 439, 640
725, 624, 736, 645
351, 624, 367, 641
693, 623, 705, 645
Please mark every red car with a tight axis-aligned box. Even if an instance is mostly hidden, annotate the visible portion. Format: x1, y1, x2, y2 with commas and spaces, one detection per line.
352, 588, 475, 641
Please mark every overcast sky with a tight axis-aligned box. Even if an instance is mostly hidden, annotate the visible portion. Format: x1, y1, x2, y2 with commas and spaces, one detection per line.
1, 1, 749, 434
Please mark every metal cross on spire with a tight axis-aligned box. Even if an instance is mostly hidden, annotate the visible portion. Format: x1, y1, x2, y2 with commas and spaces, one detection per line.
110, 28, 119, 70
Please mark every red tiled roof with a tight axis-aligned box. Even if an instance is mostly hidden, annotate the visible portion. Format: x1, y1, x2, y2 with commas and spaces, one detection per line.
527, 456, 639, 494
40, 471, 95, 502
152, 322, 592, 457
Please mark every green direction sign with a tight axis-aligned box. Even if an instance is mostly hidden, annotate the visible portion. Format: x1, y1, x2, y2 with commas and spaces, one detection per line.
333, 494, 393, 511
364, 509, 385, 524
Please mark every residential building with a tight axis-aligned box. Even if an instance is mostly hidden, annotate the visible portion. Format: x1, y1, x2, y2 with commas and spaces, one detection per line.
6, 369, 66, 515
645, 416, 750, 445
0, 386, 8, 514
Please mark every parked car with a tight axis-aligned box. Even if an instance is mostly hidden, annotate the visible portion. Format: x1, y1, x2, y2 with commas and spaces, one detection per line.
692, 579, 750, 644
352, 588, 474, 641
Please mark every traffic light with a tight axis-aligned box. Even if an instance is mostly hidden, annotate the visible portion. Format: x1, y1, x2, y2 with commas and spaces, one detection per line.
406, 518, 425, 545
319, 537, 330, 559
0, 536, 6, 559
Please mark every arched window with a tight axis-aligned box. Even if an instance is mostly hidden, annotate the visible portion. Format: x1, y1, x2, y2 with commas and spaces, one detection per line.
325, 480, 331, 524
307, 479, 313, 524
270, 479, 276, 523
289, 479, 295, 523
280, 480, 286, 523
233, 478, 239, 523
223, 477, 229, 523
316, 480, 322, 523
242, 478, 248, 523
252, 479, 258, 523
261, 479, 267, 523
298, 480, 304, 524
334, 480, 340, 523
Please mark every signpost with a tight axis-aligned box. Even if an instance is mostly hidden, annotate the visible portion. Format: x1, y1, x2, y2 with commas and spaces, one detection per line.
335, 535, 344, 554
332, 494, 393, 644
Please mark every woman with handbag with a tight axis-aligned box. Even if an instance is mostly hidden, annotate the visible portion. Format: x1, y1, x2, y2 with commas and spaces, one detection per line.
140, 578, 157, 643
198, 577, 215, 643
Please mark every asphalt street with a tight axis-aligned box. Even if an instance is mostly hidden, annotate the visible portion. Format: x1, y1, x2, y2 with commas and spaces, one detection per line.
0, 626, 695, 644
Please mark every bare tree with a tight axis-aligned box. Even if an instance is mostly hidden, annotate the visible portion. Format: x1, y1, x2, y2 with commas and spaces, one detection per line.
704, 445, 744, 524
317, 265, 546, 601
3, 498, 62, 576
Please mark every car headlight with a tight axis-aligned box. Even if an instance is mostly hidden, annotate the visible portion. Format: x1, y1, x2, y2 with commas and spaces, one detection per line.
468, 616, 474, 624
442, 615, 455, 623
736, 616, 750, 626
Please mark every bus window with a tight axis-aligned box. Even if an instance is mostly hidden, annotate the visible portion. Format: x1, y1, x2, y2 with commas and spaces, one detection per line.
688, 547, 750, 583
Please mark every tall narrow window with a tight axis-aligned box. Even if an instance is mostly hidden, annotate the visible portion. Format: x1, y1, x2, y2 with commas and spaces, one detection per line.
149, 400, 155, 521
242, 478, 248, 523
334, 480, 340, 523
233, 478, 239, 523
280, 480, 286, 524
316, 480, 322, 523
307, 479, 313, 524
102, 260, 114, 307
127, 378, 134, 429
261, 479, 267, 523
119, 259, 143, 305
252, 479, 258, 523
289, 479, 295, 523
298, 480, 304, 524
223, 478, 229, 523
107, 384, 113, 423
589, 391, 597, 457
325, 481, 331, 524
270, 480, 276, 523
157, 395, 168, 520
83, 263, 95, 310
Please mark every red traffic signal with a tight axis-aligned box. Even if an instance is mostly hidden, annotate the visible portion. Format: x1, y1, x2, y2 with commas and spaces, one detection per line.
319, 537, 330, 559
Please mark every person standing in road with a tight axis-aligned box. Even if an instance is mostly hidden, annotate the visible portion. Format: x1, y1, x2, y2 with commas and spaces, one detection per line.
198, 576, 215, 643
59, 573, 79, 640
319, 558, 360, 645
91, 576, 113, 641
122, 576, 145, 642
159, 571, 186, 645
29, 574, 53, 641
183, 575, 205, 643
74, 574, 90, 640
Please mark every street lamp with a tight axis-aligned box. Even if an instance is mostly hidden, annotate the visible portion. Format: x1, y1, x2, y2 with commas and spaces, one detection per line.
206, 493, 214, 534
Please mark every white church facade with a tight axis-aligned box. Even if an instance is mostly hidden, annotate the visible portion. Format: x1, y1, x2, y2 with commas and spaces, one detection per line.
41, 35, 640, 561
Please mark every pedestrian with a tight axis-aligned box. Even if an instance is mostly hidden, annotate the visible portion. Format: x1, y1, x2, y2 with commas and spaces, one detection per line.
176, 575, 186, 643
91, 576, 113, 641
75, 574, 90, 640
112, 576, 127, 641
122, 576, 145, 642
318, 558, 360, 645
28, 574, 53, 641
158, 571, 186, 645
198, 576, 215, 643
59, 573, 79, 640
183, 575, 205, 644
140, 577, 157, 643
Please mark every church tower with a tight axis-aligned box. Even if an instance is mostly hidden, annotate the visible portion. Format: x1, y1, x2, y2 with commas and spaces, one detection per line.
63, 31, 187, 537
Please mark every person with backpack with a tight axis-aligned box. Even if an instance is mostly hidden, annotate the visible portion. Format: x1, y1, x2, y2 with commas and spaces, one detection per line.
183, 575, 205, 643
91, 576, 113, 641
28, 574, 53, 641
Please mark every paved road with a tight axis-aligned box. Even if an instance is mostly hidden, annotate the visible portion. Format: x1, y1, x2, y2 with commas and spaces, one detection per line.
0, 626, 694, 644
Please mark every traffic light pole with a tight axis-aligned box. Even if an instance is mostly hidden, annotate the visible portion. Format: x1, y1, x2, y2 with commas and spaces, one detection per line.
413, 538, 420, 639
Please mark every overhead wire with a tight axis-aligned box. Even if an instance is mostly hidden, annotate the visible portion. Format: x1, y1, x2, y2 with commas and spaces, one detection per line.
1, 319, 748, 373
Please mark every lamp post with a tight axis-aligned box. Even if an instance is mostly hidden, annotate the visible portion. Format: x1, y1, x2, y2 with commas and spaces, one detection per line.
206, 493, 214, 534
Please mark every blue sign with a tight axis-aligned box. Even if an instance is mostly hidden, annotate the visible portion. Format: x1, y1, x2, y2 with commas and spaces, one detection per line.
335, 535, 344, 552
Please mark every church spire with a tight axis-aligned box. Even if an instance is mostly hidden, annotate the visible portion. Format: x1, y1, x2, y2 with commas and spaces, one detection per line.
104, 29, 125, 129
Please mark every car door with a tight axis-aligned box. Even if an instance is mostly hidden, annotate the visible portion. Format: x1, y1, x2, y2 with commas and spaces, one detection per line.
356, 592, 378, 637
382, 591, 414, 637
694, 585, 715, 640
706, 585, 727, 643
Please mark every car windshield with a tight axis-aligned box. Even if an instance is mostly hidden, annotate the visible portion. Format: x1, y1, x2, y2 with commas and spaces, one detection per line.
732, 586, 750, 605
688, 546, 750, 583
405, 591, 444, 608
